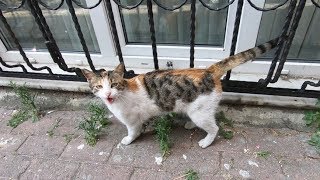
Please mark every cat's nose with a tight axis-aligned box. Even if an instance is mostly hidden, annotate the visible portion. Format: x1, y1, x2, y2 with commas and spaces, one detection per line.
106, 92, 111, 98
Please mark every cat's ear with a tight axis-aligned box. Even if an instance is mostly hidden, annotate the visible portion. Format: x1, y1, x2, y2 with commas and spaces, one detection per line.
100, 69, 108, 77
81, 69, 95, 81
113, 63, 125, 77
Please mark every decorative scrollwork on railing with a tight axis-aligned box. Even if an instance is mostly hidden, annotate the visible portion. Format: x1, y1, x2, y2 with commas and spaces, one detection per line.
112, 0, 144, 10
199, 0, 235, 11
153, 0, 188, 11
247, 0, 290, 11
311, 0, 320, 8
37, 0, 64, 10
300, 80, 320, 91
0, 0, 26, 11
71, 0, 102, 9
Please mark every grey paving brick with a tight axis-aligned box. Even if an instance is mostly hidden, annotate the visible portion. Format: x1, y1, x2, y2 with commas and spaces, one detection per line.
74, 163, 133, 180
60, 136, 116, 163
220, 152, 285, 179
243, 127, 319, 158
281, 157, 320, 179
20, 158, 79, 180
0, 134, 27, 154
0, 155, 31, 179
17, 136, 67, 158
130, 169, 174, 180
11, 111, 88, 136
0, 108, 14, 133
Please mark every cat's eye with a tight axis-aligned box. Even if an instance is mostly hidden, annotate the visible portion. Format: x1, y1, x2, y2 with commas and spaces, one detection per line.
111, 83, 119, 88
95, 85, 103, 89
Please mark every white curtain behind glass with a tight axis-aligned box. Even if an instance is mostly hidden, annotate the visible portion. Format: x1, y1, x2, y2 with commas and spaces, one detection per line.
120, 0, 228, 46
256, 0, 320, 60
0, 0, 100, 53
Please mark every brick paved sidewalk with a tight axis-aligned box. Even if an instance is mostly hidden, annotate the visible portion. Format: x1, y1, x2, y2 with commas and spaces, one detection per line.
1, 107, 320, 180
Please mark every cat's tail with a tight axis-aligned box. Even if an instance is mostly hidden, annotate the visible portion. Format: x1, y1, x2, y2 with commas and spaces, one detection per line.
208, 37, 281, 76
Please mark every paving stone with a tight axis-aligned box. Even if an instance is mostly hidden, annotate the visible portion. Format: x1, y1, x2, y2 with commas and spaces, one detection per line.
162, 127, 220, 175
0, 108, 14, 133
17, 136, 67, 158
281, 157, 320, 179
60, 136, 116, 163
74, 163, 133, 180
108, 132, 160, 169
20, 158, 80, 180
0, 155, 31, 179
11, 111, 88, 136
130, 168, 174, 180
220, 152, 285, 179
0, 134, 27, 154
185, 127, 247, 152
242, 127, 318, 158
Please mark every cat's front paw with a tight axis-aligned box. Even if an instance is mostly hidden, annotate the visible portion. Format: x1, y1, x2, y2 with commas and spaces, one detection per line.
121, 136, 134, 145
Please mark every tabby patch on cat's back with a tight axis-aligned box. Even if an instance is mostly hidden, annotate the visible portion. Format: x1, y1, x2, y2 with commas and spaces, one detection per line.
81, 37, 280, 148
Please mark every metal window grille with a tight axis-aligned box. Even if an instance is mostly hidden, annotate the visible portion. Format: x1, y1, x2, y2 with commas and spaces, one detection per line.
0, 0, 319, 97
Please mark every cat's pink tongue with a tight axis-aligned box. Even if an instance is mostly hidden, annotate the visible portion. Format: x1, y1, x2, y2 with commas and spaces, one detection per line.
107, 97, 114, 103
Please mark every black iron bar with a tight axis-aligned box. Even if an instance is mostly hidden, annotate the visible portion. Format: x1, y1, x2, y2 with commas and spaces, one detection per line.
0, 9, 54, 74
66, 0, 97, 72
258, 0, 297, 86
270, 0, 307, 83
225, 0, 243, 80
311, 0, 320, 8
189, 0, 196, 68
104, 0, 125, 65
0, 57, 28, 73
28, 0, 76, 73
300, 80, 320, 91
146, 0, 159, 70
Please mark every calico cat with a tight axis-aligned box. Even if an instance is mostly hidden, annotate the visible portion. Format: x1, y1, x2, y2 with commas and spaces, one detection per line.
81, 37, 279, 148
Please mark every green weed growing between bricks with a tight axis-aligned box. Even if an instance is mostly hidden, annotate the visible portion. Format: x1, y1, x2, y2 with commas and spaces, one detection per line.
216, 111, 234, 139
7, 82, 40, 128
154, 113, 175, 157
304, 99, 320, 152
79, 103, 109, 146
174, 169, 199, 180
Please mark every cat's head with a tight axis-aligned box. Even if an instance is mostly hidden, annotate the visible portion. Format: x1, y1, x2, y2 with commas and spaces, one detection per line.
81, 63, 127, 104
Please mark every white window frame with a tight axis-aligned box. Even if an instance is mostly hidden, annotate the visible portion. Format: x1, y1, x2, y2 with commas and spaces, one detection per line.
0, 0, 119, 69
0, 0, 319, 79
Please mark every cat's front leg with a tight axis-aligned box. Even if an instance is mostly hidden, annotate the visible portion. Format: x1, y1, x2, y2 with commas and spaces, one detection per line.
121, 123, 143, 145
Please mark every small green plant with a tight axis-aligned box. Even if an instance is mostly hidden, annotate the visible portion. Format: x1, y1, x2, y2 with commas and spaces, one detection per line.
154, 113, 174, 156
79, 103, 109, 146
216, 111, 234, 139
7, 82, 40, 128
46, 119, 61, 137
7, 110, 28, 128
63, 133, 75, 143
308, 131, 320, 151
304, 99, 320, 152
184, 169, 199, 180
257, 151, 271, 159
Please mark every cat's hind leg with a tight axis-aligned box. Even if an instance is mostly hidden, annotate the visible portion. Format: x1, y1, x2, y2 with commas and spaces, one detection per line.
184, 121, 197, 130
187, 92, 221, 148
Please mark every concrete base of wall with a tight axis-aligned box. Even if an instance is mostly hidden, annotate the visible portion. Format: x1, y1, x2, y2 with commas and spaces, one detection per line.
1, 78, 317, 132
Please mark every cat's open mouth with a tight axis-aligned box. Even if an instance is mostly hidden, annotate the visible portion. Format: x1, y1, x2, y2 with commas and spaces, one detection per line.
107, 97, 114, 103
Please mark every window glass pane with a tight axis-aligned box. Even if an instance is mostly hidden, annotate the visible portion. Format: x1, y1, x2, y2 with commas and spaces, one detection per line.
256, 0, 320, 60
120, 0, 228, 46
0, 0, 100, 53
